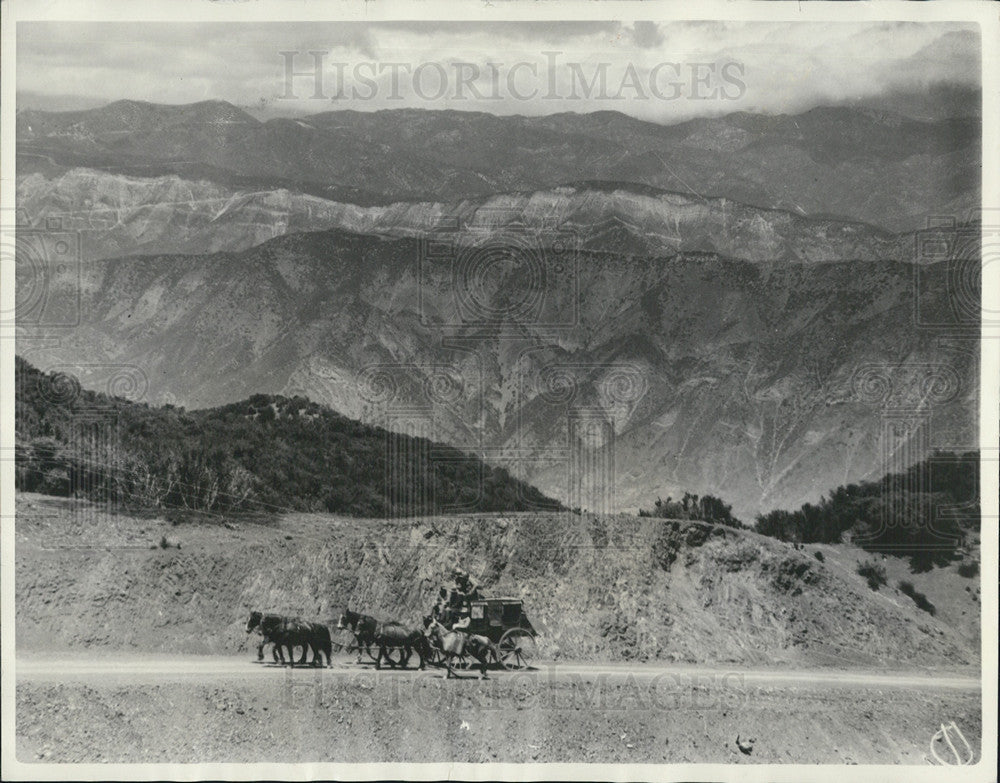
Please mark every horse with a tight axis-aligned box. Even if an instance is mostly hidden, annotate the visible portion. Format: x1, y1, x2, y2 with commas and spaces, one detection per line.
247, 611, 284, 662
247, 611, 296, 664
245, 611, 331, 667
372, 620, 432, 670
304, 621, 334, 667
425, 617, 492, 679
245, 611, 291, 664
337, 607, 378, 663
255, 637, 282, 663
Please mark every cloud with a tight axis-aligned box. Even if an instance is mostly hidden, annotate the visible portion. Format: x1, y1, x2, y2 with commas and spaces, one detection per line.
15, 21, 982, 124
632, 22, 665, 49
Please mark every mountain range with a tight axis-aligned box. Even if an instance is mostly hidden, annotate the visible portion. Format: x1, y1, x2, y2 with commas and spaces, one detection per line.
18, 97, 979, 231
15, 96, 980, 517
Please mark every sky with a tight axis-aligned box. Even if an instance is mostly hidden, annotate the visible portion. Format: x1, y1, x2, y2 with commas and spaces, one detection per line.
16, 21, 981, 122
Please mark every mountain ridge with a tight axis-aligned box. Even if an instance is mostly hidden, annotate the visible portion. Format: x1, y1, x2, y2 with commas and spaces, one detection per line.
18, 226, 976, 518
18, 97, 979, 232
15, 355, 559, 517
17, 167, 906, 264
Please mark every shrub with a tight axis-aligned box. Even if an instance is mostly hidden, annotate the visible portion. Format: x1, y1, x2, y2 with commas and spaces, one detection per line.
898, 580, 936, 615
814, 550, 825, 562
641, 492, 743, 528
856, 558, 887, 590
957, 560, 979, 578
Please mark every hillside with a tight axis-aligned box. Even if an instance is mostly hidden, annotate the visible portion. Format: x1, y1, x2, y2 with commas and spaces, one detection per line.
752, 450, 979, 569
17, 224, 976, 518
15, 357, 558, 517
16, 172, 905, 263
15, 493, 980, 668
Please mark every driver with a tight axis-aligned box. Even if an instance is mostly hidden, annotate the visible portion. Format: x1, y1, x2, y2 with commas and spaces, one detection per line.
433, 569, 481, 629
455, 570, 481, 602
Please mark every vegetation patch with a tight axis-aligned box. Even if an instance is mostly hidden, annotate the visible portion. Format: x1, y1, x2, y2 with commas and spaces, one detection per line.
754, 451, 978, 568
639, 492, 744, 528
957, 560, 979, 578
898, 581, 937, 615
769, 555, 820, 594
856, 558, 888, 591
15, 358, 559, 518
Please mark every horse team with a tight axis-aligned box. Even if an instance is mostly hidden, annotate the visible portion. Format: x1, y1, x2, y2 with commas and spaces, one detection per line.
245, 611, 333, 666
245, 607, 494, 678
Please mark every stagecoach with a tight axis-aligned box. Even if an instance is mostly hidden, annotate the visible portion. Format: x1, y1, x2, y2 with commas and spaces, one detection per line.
459, 597, 538, 670
331, 597, 539, 672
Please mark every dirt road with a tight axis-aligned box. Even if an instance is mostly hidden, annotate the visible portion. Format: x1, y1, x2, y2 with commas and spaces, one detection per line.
15, 653, 983, 765
15, 653, 981, 691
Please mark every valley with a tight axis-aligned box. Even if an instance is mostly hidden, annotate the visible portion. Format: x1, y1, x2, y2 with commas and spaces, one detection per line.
15, 99, 981, 517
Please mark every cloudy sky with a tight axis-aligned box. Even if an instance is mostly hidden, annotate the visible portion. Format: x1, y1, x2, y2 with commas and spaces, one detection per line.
17, 21, 980, 122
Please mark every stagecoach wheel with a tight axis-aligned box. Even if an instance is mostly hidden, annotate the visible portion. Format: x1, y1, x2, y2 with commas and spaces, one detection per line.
498, 628, 536, 670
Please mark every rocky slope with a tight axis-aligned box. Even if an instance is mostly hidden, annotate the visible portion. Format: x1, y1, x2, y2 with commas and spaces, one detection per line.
18, 225, 975, 517
18, 169, 904, 263
15, 169, 353, 259
15, 494, 980, 667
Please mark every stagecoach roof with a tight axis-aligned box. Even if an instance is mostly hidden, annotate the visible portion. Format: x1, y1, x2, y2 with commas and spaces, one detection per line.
471, 597, 523, 604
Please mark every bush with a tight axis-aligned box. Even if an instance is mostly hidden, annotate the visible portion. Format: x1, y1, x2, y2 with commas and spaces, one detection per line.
957, 560, 979, 578
814, 550, 825, 562
641, 492, 743, 528
856, 558, 887, 590
898, 580, 936, 615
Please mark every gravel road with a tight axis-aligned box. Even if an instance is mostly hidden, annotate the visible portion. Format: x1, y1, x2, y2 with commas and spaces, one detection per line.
15, 653, 983, 765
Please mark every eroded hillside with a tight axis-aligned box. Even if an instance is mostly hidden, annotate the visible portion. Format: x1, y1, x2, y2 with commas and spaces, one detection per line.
19, 227, 975, 517
15, 494, 980, 668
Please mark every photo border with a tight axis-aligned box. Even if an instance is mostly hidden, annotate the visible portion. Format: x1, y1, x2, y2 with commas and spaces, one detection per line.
1, 1, 996, 781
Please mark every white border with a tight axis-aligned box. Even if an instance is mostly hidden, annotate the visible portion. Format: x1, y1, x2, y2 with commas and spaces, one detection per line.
1, 1, 997, 781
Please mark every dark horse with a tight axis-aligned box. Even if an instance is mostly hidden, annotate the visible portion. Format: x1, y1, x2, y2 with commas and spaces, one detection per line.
246, 611, 332, 667
372, 621, 432, 670
255, 637, 281, 663
337, 607, 378, 663
425, 617, 492, 679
